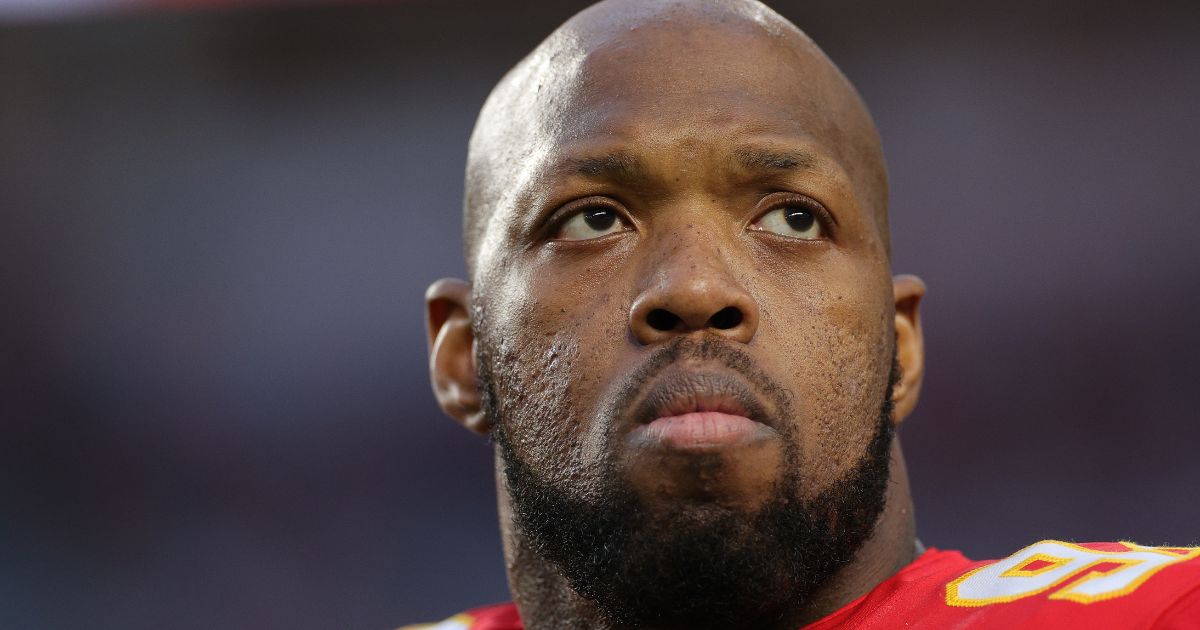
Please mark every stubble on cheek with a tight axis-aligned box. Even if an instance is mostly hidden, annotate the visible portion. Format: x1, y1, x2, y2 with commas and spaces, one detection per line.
759, 285, 894, 503
476, 289, 623, 495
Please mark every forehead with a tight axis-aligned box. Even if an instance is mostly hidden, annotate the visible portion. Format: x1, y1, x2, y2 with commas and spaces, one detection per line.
539, 91, 855, 209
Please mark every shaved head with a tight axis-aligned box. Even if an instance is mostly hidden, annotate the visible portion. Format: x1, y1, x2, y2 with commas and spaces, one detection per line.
464, 0, 889, 278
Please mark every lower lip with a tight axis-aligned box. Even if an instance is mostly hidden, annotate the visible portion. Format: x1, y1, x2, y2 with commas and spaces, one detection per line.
634, 411, 771, 449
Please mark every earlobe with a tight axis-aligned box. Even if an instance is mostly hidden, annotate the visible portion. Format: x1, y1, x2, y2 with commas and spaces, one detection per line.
426, 278, 489, 434
891, 274, 926, 426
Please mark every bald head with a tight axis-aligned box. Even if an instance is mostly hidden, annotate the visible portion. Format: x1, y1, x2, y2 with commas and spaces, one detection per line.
463, 0, 889, 278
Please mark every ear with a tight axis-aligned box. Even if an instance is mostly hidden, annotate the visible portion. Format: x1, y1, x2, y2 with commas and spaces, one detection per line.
425, 278, 488, 434
891, 274, 926, 426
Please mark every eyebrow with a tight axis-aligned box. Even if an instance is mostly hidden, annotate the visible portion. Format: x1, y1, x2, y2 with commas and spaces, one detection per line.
732, 147, 818, 172
551, 146, 818, 182
556, 152, 646, 180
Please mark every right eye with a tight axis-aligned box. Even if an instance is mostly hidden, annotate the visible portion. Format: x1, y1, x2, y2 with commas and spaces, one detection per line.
556, 207, 629, 241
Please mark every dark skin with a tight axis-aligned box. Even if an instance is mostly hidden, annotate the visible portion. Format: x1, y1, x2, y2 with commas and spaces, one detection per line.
426, 1, 926, 628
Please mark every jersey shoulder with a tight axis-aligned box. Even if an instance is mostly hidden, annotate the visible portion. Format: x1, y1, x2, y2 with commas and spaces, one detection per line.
812, 540, 1200, 629
944, 540, 1200, 608
398, 603, 522, 630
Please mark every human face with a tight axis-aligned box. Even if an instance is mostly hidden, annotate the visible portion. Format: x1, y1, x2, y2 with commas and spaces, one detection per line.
421, 5, 930, 624
471, 19, 897, 520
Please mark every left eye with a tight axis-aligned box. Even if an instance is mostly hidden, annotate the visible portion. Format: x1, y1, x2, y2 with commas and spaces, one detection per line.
557, 207, 628, 241
752, 206, 824, 240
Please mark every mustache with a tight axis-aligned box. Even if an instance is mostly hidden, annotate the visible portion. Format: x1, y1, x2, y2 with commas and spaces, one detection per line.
607, 335, 793, 428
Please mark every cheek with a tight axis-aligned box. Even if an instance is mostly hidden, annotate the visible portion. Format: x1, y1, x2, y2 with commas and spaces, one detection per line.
484, 270, 629, 486
755, 268, 893, 495
800, 310, 891, 474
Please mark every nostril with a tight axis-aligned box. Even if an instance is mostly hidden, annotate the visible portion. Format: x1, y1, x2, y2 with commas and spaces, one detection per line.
647, 308, 681, 332
708, 306, 743, 330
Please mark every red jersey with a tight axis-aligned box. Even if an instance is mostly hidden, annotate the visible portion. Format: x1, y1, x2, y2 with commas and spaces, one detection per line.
403, 540, 1200, 629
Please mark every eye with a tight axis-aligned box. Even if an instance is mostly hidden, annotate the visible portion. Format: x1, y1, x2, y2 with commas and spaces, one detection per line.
751, 204, 825, 240
556, 206, 629, 241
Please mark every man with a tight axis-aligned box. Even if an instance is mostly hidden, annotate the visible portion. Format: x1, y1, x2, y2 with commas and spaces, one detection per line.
414, 0, 1200, 628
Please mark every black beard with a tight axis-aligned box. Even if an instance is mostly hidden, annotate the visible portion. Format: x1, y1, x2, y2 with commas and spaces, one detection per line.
483, 340, 898, 630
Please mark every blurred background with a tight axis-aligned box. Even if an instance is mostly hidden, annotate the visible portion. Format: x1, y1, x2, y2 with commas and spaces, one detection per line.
2, 0, 1199, 628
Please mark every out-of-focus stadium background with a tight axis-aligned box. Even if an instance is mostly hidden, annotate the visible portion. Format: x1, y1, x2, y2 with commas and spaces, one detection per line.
2, 0, 1199, 628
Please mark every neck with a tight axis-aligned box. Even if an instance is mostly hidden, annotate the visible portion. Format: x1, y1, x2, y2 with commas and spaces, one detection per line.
497, 439, 918, 630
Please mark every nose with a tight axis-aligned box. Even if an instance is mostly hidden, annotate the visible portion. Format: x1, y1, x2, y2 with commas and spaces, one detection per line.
629, 241, 760, 345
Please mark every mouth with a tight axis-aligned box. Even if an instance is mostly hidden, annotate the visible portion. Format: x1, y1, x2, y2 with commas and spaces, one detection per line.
625, 368, 779, 450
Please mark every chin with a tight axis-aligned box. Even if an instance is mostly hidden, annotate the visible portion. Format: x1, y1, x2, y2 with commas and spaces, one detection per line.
620, 436, 787, 509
